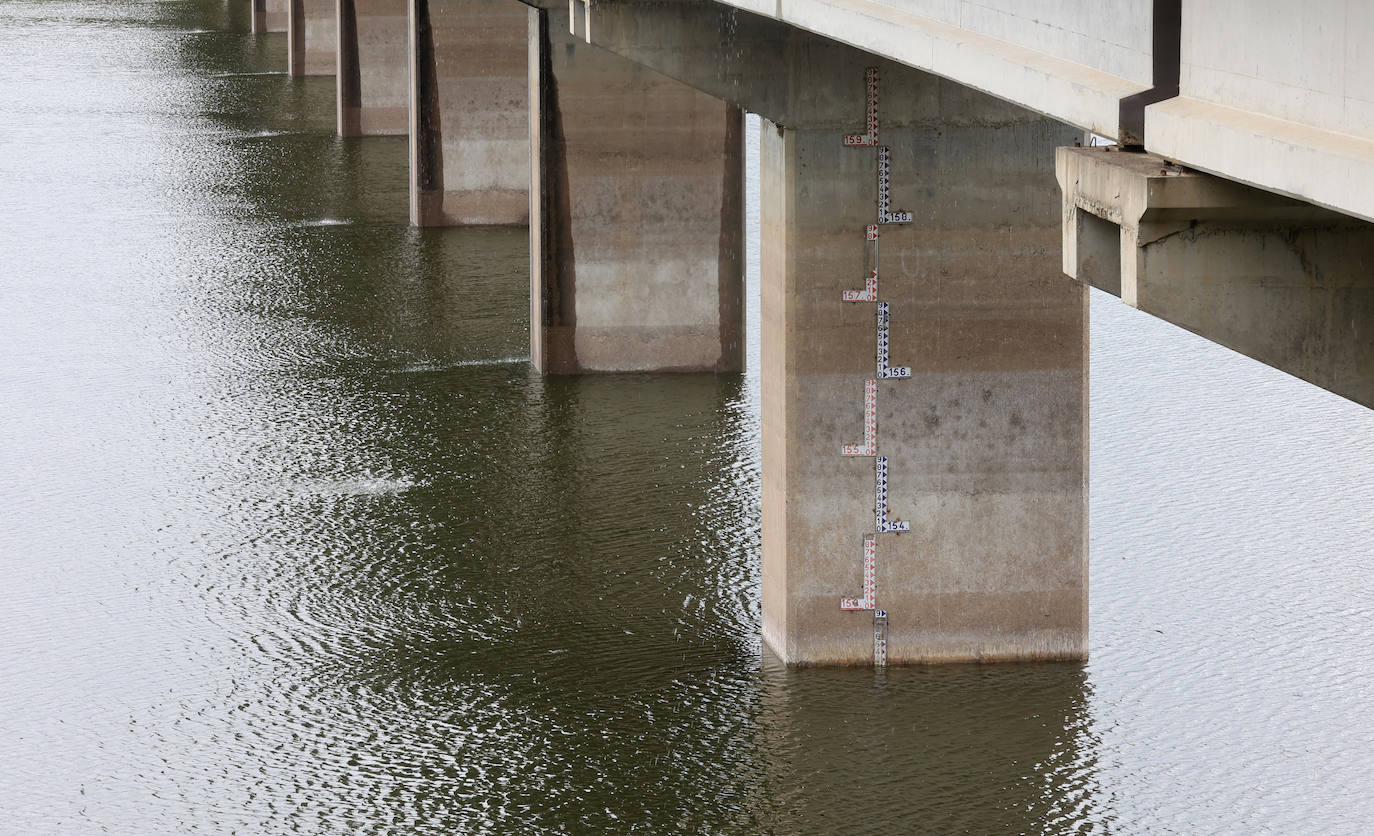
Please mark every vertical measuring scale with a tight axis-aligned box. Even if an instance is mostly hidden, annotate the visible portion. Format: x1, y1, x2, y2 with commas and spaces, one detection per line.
874, 610, 889, 667
837, 68, 913, 666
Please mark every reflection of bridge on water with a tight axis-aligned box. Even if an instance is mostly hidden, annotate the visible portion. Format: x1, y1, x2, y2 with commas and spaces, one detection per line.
242, 0, 1374, 664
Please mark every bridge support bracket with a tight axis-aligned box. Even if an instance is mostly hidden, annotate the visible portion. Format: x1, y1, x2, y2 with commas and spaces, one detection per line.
1058, 145, 1374, 408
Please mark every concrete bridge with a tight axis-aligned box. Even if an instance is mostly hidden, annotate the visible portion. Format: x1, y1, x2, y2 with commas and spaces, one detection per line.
241, 0, 1374, 665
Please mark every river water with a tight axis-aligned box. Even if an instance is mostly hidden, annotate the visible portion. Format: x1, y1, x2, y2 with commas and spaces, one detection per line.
1, 1, 1372, 833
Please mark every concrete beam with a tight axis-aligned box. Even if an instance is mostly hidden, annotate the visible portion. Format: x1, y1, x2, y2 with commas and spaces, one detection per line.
1147, 96, 1374, 225
1141, 0, 1374, 223
1058, 145, 1374, 408
410, 0, 530, 227
581, 1, 1374, 226
337, 0, 409, 137
288, 0, 337, 77
576, 1, 1173, 149
528, 7, 744, 374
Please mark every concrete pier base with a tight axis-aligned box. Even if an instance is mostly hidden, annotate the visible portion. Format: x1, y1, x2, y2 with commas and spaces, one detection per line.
1059, 146, 1374, 408
409, 0, 529, 227
528, 8, 743, 374
252, 0, 288, 34
288, 0, 337, 77
760, 62, 1087, 665
337, 0, 408, 137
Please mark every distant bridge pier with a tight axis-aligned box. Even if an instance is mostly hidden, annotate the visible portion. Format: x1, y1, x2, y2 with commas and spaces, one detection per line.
1059, 146, 1374, 409
336, 0, 408, 137
409, 0, 530, 227
288, 0, 336, 77
251, 0, 288, 34
528, 6, 744, 374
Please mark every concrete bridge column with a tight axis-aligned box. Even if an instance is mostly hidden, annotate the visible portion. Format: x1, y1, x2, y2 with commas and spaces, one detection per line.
287, 0, 337, 77
251, 0, 288, 34
760, 60, 1087, 664
528, 8, 744, 374
337, 0, 408, 137
409, 0, 529, 227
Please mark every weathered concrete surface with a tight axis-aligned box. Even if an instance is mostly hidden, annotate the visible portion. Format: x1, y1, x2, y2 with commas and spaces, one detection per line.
410, 0, 529, 227
337, 0, 408, 137
252, 0, 289, 34
1144, 0, 1374, 223
708, 0, 1148, 140
528, 7, 743, 374
1059, 145, 1374, 408
761, 47, 1086, 665
288, 0, 337, 77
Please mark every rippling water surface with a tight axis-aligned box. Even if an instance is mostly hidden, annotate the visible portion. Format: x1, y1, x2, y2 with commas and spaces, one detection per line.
2, 2, 1372, 833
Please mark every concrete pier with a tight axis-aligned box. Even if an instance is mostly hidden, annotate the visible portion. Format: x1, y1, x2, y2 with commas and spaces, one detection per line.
528, 8, 744, 374
288, 0, 337, 77
1059, 146, 1374, 409
251, 0, 288, 34
759, 56, 1086, 665
337, 0, 408, 137
409, 0, 529, 227
552, 2, 1085, 663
